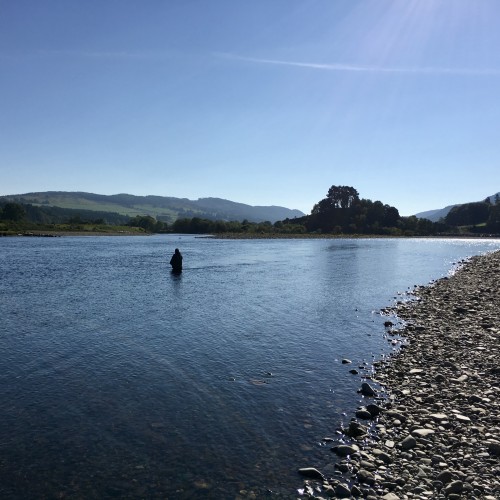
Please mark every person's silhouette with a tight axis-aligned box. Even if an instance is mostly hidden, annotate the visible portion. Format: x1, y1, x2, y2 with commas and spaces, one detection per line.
170, 248, 183, 273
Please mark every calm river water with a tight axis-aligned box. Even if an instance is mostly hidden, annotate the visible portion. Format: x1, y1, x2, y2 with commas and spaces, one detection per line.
1, 236, 499, 499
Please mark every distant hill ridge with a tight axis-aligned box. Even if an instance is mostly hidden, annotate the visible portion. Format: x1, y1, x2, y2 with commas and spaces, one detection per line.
0, 191, 304, 224
415, 192, 499, 222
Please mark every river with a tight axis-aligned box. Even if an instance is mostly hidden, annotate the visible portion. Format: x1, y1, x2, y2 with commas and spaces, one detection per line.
1, 236, 499, 498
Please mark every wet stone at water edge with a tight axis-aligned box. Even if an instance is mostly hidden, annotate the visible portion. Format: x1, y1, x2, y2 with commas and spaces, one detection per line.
297, 250, 500, 499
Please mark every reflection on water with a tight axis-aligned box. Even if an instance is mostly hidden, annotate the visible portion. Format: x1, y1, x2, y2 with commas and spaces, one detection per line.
170, 269, 183, 279
0, 236, 499, 498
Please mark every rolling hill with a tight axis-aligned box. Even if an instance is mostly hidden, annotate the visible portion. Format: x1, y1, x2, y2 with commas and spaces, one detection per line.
0, 191, 305, 224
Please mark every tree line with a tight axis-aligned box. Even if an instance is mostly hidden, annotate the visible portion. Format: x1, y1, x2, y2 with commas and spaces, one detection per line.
0, 202, 129, 225
297, 186, 498, 235
2, 187, 499, 235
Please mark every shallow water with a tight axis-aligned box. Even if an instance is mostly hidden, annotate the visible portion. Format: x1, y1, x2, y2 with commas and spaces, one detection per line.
1, 236, 499, 498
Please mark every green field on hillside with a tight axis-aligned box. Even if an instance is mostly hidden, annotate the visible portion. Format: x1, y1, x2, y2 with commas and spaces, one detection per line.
10, 194, 182, 220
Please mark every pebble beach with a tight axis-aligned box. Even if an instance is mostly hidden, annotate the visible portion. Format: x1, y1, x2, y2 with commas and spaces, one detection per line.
299, 249, 500, 499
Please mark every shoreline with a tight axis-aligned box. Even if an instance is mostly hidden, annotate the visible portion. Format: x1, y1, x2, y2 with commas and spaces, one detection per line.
2, 229, 499, 239
300, 250, 500, 499
0, 230, 149, 237
209, 233, 500, 240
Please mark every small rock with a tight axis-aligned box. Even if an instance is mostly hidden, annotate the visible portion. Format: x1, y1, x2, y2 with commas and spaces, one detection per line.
468, 394, 483, 403
385, 410, 407, 422
342, 359, 352, 364
360, 460, 377, 471
381, 493, 399, 500
332, 444, 360, 457
431, 454, 446, 464
366, 403, 384, 417
444, 480, 463, 495
487, 441, 500, 456
347, 421, 368, 438
335, 482, 352, 498
412, 428, 435, 438
443, 361, 458, 370
429, 413, 448, 421
297, 467, 325, 481
376, 451, 392, 464
350, 484, 362, 497
360, 382, 377, 396
400, 435, 417, 450
436, 470, 454, 485
409, 368, 424, 374
357, 469, 375, 486
355, 408, 373, 420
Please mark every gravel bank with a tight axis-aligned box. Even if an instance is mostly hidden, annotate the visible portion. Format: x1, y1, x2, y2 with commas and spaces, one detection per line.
299, 250, 500, 499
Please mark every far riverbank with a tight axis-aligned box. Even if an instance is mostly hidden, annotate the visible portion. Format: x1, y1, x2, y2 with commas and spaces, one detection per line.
209, 233, 499, 240
2, 229, 498, 239
0, 229, 149, 237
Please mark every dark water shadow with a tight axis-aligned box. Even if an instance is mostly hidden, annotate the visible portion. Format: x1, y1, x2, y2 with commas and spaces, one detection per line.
170, 269, 182, 280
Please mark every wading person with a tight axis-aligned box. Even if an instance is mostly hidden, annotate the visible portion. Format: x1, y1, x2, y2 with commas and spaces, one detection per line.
170, 248, 183, 273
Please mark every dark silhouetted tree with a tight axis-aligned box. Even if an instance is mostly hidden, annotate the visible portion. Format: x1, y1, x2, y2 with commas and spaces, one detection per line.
486, 204, 500, 233
128, 215, 165, 232
383, 205, 400, 227
1, 203, 26, 221
445, 202, 490, 226
326, 185, 360, 209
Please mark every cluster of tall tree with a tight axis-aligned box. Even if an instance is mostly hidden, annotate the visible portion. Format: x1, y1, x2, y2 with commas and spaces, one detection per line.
0, 202, 26, 222
285, 185, 500, 235
126, 215, 166, 233
291, 186, 406, 235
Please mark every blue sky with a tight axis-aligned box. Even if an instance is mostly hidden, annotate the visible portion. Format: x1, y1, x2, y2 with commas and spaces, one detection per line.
1, 0, 499, 216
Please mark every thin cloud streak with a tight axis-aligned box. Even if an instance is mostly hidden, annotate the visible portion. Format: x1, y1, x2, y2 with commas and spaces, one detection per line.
217, 53, 500, 76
